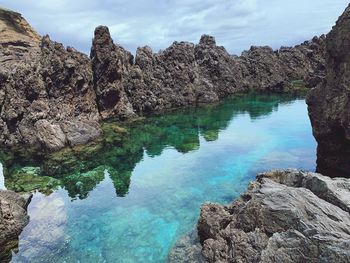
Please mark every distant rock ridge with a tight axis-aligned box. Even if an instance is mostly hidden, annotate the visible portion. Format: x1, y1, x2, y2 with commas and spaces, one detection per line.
307, 3, 350, 178
0, 7, 325, 150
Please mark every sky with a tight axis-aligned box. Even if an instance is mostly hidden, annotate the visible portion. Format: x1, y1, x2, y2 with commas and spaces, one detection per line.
1, 0, 349, 55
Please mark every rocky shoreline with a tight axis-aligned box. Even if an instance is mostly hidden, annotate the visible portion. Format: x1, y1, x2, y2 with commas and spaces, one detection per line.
197, 170, 350, 263
306, 4, 350, 178
0, 190, 32, 262
0, 7, 325, 151
189, 4, 350, 263
1, 3, 350, 263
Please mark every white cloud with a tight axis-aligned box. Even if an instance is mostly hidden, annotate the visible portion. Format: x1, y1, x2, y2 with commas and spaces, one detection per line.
1, 0, 348, 54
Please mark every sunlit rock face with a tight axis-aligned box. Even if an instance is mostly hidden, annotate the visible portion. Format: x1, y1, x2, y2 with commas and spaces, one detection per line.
307, 4, 350, 177
0, 8, 101, 151
197, 170, 350, 263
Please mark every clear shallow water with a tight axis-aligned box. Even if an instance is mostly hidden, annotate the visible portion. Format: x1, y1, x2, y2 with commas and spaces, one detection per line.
1, 94, 316, 263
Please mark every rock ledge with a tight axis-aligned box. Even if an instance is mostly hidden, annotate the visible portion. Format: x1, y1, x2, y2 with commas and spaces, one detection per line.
198, 169, 350, 263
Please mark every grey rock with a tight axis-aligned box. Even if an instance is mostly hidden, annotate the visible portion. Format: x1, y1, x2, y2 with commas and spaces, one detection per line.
198, 169, 350, 263
307, 4, 350, 177
0, 190, 32, 262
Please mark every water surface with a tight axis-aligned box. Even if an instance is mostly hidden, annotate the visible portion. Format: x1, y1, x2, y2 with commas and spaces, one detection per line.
1, 94, 316, 263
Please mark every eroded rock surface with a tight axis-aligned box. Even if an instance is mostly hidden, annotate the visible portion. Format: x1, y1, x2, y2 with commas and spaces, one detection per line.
0, 7, 325, 150
198, 169, 350, 263
0, 8, 101, 150
307, 4, 350, 177
0, 190, 32, 262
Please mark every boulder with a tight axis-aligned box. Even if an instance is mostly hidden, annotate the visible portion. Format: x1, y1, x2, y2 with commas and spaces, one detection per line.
198, 169, 350, 263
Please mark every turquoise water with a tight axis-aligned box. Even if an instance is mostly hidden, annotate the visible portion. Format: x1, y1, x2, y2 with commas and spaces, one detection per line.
2, 94, 316, 263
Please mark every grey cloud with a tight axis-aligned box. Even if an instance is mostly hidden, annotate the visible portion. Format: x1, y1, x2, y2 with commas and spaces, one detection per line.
1, 0, 349, 55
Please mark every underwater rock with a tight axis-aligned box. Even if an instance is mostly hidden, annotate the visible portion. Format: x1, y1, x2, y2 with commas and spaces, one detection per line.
307, 4, 350, 177
168, 229, 204, 263
0, 190, 32, 262
198, 169, 350, 263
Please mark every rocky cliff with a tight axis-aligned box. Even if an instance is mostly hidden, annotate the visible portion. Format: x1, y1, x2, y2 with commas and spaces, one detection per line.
0, 8, 325, 151
0, 190, 32, 263
197, 170, 350, 263
307, 4, 350, 178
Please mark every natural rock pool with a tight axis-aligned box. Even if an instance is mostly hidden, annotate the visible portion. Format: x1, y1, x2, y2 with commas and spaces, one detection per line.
1, 94, 316, 263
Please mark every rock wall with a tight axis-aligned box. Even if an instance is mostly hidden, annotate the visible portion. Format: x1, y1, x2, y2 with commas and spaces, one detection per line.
0, 8, 325, 151
0, 190, 32, 263
197, 170, 350, 263
307, 4, 350, 177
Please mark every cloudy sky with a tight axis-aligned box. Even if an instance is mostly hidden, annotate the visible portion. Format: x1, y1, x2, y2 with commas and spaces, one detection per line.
1, 0, 348, 55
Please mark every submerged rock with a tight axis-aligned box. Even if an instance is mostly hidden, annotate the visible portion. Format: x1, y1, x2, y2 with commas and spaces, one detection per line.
197, 169, 350, 263
307, 4, 350, 177
0, 190, 32, 262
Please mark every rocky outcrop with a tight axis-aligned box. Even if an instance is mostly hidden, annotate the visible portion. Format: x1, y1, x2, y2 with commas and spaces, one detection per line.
0, 9, 101, 150
307, 4, 350, 177
0, 190, 32, 262
0, 7, 325, 150
198, 169, 350, 263
125, 35, 325, 114
91, 26, 135, 119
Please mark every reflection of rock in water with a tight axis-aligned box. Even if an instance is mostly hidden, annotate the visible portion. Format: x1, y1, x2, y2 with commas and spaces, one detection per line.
11, 193, 68, 262
1, 93, 306, 200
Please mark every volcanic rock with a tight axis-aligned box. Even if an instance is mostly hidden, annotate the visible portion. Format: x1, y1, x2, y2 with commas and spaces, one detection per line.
307, 4, 350, 177
198, 169, 350, 263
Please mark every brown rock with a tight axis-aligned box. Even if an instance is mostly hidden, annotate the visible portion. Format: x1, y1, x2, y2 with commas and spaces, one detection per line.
0, 190, 32, 263
307, 4, 350, 177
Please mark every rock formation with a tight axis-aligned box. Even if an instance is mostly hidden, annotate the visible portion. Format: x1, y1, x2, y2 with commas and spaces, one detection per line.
307, 4, 350, 177
198, 169, 350, 263
0, 190, 32, 262
0, 8, 101, 150
0, 7, 325, 151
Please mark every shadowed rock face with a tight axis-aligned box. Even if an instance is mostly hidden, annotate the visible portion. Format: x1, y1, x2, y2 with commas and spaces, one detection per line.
0, 8, 325, 151
91, 26, 135, 120
197, 170, 350, 263
307, 4, 350, 177
0, 190, 32, 263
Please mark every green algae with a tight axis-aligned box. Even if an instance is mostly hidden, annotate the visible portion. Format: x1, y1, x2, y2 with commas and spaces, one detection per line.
0, 92, 307, 199
5, 166, 60, 194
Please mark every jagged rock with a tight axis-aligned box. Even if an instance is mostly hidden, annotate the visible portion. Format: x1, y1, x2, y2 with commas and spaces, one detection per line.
198, 169, 350, 263
307, 4, 350, 177
91, 26, 135, 119
0, 7, 325, 150
0, 10, 101, 150
0, 190, 32, 262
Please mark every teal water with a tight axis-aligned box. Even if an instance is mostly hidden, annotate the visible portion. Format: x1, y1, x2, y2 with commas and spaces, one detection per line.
1, 94, 316, 263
